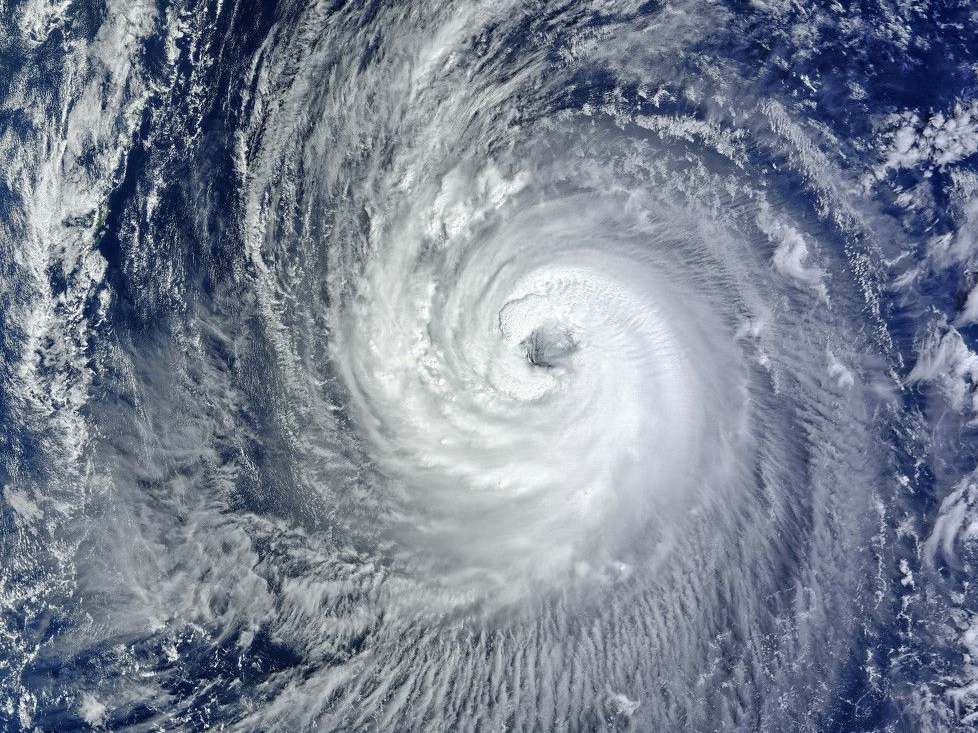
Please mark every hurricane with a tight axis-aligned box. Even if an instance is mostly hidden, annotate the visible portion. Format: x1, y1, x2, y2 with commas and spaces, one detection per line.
2, 0, 978, 731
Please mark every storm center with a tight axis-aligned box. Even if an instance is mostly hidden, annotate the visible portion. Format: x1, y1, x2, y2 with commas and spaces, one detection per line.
521, 322, 578, 368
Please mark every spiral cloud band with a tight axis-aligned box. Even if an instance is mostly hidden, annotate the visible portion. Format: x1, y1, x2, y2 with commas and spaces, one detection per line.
337, 158, 755, 589
1, 0, 977, 731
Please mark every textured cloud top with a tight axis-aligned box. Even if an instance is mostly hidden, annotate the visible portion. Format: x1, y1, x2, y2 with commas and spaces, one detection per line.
1, 0, 977, 731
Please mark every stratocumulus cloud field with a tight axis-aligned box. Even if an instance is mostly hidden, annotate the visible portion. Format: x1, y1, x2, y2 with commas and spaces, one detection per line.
1, 0, 978, 731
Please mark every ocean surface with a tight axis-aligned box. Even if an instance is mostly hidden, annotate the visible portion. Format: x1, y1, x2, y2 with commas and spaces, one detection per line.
1, 0, 978, 731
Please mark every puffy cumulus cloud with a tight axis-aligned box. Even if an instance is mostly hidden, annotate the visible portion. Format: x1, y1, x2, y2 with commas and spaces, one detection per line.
924, 471, 978, 726
78, 694, 107, 728
908, 321, 978, 423
757, 207, 828, 300
827, 350, 855, 390
869, 102, 978, 183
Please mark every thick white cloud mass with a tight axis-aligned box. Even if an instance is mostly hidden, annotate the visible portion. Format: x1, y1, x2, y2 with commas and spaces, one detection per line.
1, 0, 977, 731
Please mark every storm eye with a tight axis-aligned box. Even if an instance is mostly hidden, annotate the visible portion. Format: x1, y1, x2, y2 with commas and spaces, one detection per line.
521, 323, 577, 368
